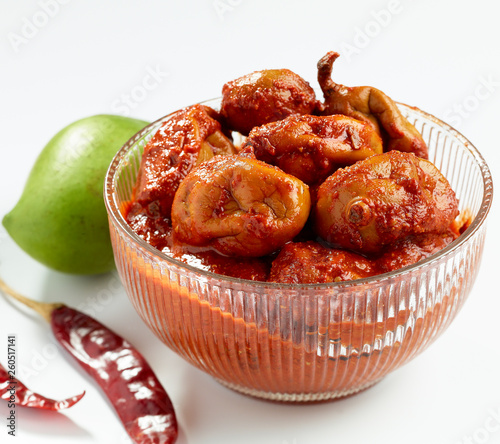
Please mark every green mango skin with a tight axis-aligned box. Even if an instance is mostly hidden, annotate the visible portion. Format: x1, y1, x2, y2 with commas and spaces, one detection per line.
3, 115, 148, 274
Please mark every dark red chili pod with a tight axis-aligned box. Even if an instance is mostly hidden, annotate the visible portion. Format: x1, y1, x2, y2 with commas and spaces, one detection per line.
0, 277, 178, 444
0, 363, 85, 411
51, 306, 178, 444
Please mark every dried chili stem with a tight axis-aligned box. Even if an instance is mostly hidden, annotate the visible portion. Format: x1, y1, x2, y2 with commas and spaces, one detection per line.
0, 275, 178, 443
0, 276, 85, 411
0, 276, 63, 323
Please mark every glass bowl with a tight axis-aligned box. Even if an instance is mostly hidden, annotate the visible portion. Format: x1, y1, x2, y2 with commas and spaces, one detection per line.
104, 99, 493, 402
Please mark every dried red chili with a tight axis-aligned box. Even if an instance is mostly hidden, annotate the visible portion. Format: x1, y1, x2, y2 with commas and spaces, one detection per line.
0, 278, 178, 444
0, 362, 84, 410
52, 305, 178, 443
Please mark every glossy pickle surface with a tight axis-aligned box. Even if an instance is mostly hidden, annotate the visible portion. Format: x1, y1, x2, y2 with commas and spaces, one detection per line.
105, 96, 492, 401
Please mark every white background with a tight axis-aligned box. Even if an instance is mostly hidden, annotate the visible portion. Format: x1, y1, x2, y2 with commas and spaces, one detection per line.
1, 1, 500, 443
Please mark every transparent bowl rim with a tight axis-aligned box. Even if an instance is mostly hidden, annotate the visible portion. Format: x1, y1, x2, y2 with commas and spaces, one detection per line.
104, 100, 494, 290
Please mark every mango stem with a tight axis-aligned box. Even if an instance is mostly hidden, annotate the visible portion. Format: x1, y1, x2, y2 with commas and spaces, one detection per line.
0, 276, 64, 323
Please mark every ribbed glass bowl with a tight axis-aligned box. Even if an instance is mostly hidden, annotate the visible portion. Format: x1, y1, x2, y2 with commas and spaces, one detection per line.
104, 100, 493, 402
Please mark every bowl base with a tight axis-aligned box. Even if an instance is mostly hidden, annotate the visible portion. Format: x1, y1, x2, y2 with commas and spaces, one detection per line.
215, 378, 383, 403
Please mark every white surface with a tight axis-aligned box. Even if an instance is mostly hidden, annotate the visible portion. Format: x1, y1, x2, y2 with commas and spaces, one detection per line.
1, 1, 500, 443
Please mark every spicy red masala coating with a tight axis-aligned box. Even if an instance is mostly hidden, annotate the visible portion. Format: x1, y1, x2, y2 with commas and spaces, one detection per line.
314, 150, 459, 254
133, 104, 235, 218
376, 229, 459, 273
220, 69, 321, 135
317, 51, 428, 158
269, 241, 378, 284
171, 155, 311, 257
124, 56, 461, 285
269, 230, 459, 285
243, 114, 383, 185
125, 207, 271, 281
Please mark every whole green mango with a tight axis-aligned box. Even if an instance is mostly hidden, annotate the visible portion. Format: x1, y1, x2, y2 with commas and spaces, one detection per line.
3, 115, 148, 274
